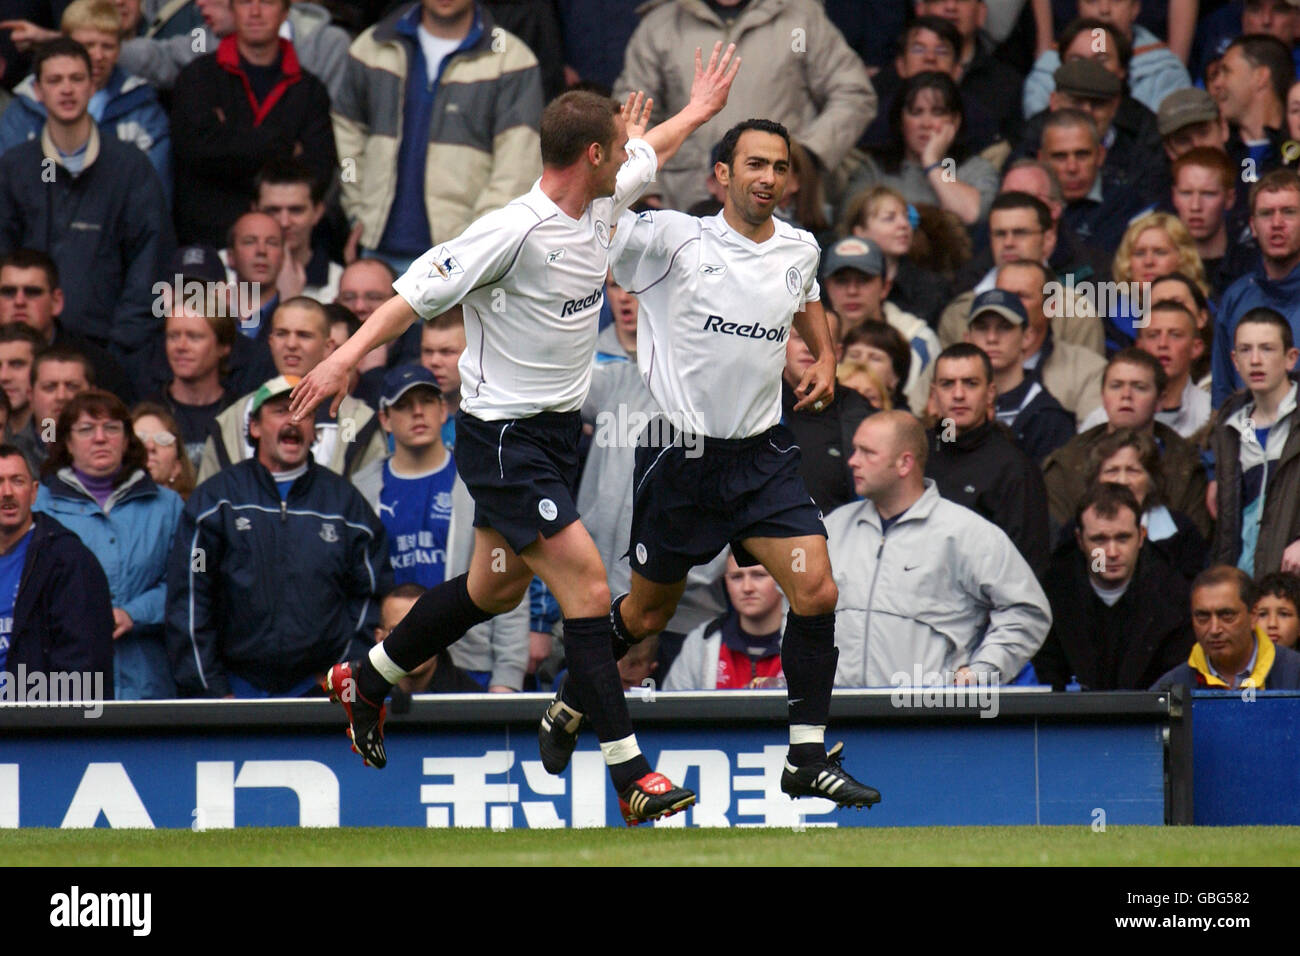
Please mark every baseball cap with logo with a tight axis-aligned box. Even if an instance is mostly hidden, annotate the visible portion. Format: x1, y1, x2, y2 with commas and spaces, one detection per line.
968, 288, 1029, 327
1054, 58, 1122, 100
249, 374, 302, 414
166, 244, 228, 284
1156, 88, 1220, 138
379, 364, 441, 411
822, 236, 885, 280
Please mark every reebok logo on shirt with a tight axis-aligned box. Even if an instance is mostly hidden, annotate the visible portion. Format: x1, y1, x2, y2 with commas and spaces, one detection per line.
560, 287, 603, 316
702, 314, 788, 342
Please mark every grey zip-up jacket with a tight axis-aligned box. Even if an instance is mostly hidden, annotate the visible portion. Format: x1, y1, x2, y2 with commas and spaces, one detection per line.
824, 480, 1051, 687
351, 457, 529, 690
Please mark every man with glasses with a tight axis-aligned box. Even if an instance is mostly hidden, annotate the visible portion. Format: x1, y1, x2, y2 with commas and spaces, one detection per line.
0, 251, 134, 404
860, 16, 1002, 154
1209, 308, 1300, 577
938, 191, 1103, 356
1213, 169, 1300, 407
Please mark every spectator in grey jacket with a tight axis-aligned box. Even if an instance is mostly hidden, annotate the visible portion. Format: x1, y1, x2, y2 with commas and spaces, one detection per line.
826, 410, 1051, 687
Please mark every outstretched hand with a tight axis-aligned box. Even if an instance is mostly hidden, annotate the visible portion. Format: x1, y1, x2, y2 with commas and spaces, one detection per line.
621, 90, 653, 141
688, 41, 741, 120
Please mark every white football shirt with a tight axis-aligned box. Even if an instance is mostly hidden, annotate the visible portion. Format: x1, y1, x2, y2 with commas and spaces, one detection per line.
393, 138, 658, 421
608, 210, 822, 439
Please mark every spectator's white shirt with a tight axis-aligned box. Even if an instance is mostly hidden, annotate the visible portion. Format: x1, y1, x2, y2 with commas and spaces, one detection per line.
609, 210, 821, 439
394, 139, 657, 421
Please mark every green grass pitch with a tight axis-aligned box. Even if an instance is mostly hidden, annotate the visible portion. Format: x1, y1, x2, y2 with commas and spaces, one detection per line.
4, 826, 1299, 866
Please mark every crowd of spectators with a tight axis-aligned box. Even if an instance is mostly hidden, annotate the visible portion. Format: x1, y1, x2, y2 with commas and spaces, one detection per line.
3, 0, 1300, 699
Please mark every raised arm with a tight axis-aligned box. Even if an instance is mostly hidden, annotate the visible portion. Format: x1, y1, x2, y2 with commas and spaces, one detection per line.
624, 42, 740, 172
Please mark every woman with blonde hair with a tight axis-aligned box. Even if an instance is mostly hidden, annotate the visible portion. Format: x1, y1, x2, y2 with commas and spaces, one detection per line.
1106, 212, 1207, 355
837, 360, 891, 410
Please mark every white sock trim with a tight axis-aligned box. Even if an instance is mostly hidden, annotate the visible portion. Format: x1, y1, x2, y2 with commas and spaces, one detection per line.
790, 724, 825, 746
599, 734, 642, 766
368, 642, 408, 684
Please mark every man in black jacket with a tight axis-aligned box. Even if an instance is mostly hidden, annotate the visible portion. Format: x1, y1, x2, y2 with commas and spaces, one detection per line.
165, 375, 391, 697
1036, 483, 1194, 690
0, 38, 173, 367
170, 0, 336, 247
0, 444, 113, 702
925, 342, 1051, 578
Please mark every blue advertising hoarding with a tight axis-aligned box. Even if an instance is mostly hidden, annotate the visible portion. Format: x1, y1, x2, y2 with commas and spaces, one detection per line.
0, 691, 1177, 828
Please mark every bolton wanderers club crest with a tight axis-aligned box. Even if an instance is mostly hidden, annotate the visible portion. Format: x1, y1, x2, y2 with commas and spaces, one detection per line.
594, 220, 610, 248
785, 267, 801, 296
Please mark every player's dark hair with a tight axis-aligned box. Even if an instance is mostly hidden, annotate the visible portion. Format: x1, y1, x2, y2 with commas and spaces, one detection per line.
32, 36, 91, 82
0, 384, 10, 418
1056, 17, 1133, 73
901, 16, 962, 61
935, 343, 993, 385
31, 345, 94, 388
1075, 481, 1143, 530
881, 71, 968, 173
715, 118, 792, 169
1235, 306, 1295, 351
0, 443, 32, 478
1105, 346, 1168, 396
989, 191, 1052, 232
1, 248, 60, 290
1254, 572, 1300, 613
254, 156, 326, 205
43, 388, 146, 484
1227, 34, 1294, 105
1192, 565, 1258, 609
540, 90, 618, 167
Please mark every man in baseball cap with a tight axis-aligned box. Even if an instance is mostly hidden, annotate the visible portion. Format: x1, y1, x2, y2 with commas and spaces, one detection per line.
1158, 88, 1227, 160
964, 287, 1075, 464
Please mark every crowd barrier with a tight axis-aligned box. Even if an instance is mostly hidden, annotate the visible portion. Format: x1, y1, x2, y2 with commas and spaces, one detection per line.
0, 688, 1204, 828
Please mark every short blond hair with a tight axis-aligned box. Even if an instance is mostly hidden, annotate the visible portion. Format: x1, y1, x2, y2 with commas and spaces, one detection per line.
1112, 212, 1208, 295
837, 360, 892, 409
61, 0, 122, 37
